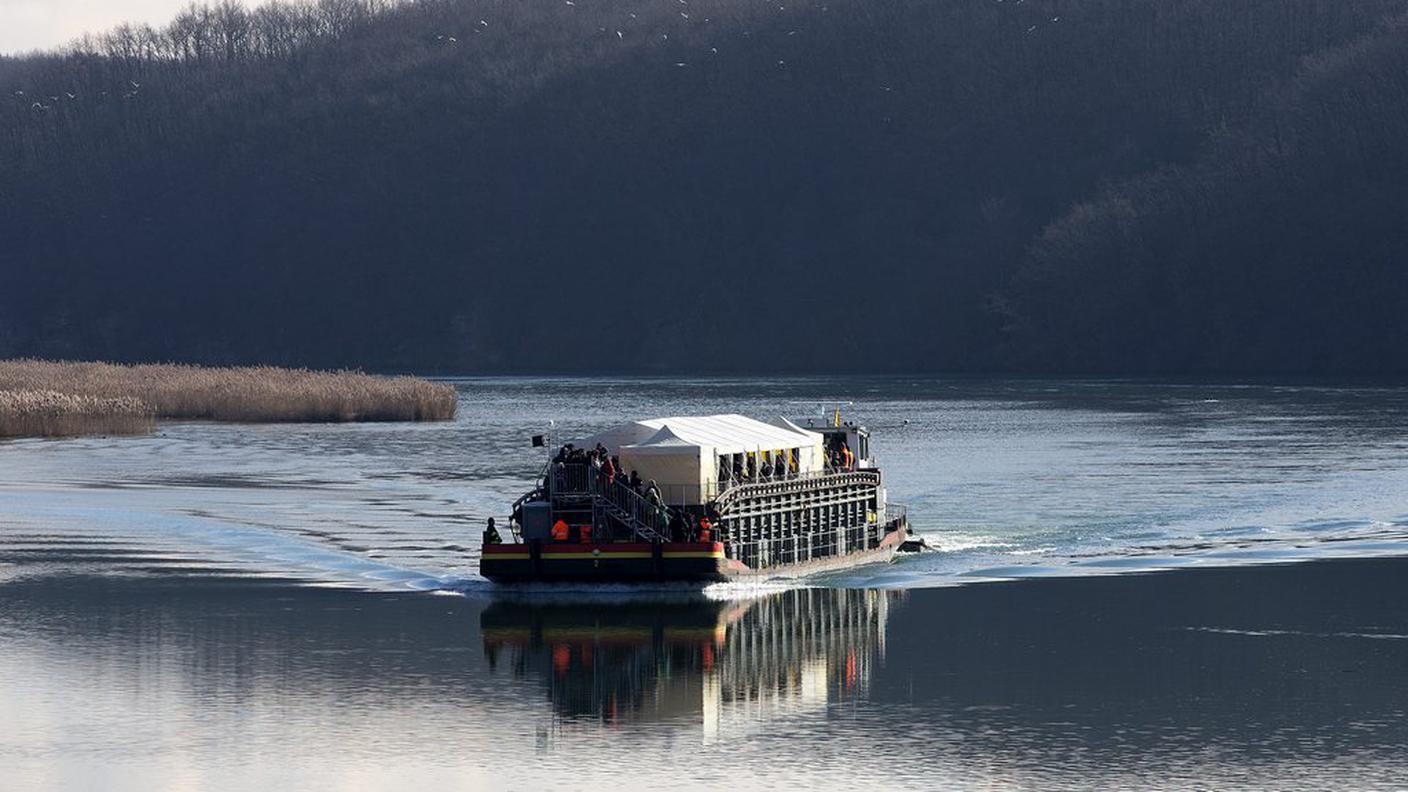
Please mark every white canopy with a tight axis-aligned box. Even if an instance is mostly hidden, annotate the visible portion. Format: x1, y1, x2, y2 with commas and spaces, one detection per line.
583, 414, 822, 456
584, 414, 826, 506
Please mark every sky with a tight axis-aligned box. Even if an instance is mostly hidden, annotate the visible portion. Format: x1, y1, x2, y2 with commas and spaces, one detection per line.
0, 1, 270, 55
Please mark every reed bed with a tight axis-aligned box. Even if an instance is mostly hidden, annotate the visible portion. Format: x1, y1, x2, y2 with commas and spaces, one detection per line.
0, 360, 457, 438
0, 389, 156, 438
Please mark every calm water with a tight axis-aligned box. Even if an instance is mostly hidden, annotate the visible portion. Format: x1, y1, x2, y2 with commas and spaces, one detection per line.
5, 377, 1408, 789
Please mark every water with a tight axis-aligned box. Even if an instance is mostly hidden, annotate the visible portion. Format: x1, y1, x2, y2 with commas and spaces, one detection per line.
5, 377, 1408, 589
5, 377, 1408, 789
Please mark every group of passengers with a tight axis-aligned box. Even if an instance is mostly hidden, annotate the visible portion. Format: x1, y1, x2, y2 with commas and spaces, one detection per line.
549, 442, 717, 542
552, 442, 663, 506
827, 440, 856, 472
718, 453, 794, 486
716, 440, 856, 487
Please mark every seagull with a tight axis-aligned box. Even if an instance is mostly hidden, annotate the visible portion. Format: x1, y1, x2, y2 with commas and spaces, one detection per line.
479, 19, 488, 26
448, 36, 457, 42
130, 80, 141, 88
681, 12, 689, 19
565, 0, 574, 4
13, 90, 22, 97
616, 30, 623, 39
1026, 25, 1038, 33
66, 93, 76, 100
710, 47, 718, 54
675, 62, 688, 67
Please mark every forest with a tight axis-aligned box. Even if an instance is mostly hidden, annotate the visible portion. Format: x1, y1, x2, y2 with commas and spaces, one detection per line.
2, 0, 1407, 375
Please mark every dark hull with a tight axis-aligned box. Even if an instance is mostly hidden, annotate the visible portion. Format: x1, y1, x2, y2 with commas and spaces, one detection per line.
480, 527, 910, 584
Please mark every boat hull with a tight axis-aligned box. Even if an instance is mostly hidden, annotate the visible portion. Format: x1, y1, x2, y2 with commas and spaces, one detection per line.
480, 527, 910, 584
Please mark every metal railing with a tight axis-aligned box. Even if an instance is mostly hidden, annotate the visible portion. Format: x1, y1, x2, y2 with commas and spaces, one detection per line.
548, 461, 592, 498
595, 472, 672, 541
884, 503, 907, 525
544, 460, 675, 541
715, 469, 882, 514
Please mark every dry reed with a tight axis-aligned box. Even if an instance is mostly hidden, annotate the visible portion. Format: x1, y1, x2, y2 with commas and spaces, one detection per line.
0, 360, 457, 438
0, 389, 156, 438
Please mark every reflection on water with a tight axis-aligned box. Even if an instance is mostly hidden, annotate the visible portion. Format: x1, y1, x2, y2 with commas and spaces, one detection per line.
5, 560, 1408, 790
482, 589, 894, 741
9, 377, 1408, 788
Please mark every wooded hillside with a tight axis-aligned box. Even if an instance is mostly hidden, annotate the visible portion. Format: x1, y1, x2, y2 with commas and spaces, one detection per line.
3, 0, 1406, 374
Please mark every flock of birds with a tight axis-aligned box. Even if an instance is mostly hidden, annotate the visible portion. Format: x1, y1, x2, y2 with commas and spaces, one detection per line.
9, 0, 1068, 115
415, 0, 1066, 72
13, 81, 142, 113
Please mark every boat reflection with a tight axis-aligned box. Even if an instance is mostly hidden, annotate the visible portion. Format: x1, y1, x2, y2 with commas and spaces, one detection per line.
481, 589, 901, 740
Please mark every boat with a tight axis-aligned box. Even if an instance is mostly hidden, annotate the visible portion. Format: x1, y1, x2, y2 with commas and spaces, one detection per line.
479, 411, 912, 583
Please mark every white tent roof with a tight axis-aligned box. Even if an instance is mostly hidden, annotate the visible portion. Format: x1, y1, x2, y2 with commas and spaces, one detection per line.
575, 421, 658, 451
584, 414, 820, 456
769, 415, 826, 443
626, 425, 700, 454
639, 414, 819, 454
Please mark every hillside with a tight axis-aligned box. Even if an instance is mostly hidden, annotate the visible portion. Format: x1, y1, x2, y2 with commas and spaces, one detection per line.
2, 0, 1407, 374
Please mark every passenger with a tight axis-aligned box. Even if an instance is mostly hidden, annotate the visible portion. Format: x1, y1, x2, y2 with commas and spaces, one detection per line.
601, 454, 616, 485
629, 470, 642, 492
484, 517, 502, 545
841, 441, 855, 471
551, 519, 570, 541
645, 479, 663, 507
760, 458, 774, 479
698, 516, 712, 543
579, 524, 593, 543
732, 459, 744, 482
746, 456, 756, 479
